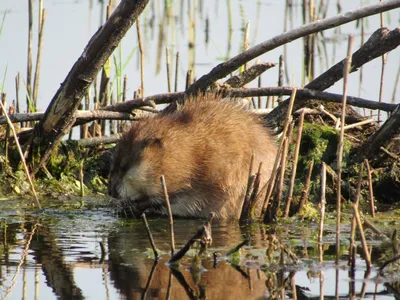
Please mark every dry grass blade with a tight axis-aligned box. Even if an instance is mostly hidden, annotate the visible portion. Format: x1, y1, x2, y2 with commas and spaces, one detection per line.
0, 100, 40, 208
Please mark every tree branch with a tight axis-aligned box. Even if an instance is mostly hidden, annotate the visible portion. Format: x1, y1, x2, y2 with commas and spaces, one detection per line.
185, 1, 400, 95
28, 0, 149, 172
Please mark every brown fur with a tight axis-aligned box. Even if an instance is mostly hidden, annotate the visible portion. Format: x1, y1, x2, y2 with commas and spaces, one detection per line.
108, 94, 277, 219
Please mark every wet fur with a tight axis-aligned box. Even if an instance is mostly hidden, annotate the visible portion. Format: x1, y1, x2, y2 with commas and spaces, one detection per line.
108, 94, 277, 219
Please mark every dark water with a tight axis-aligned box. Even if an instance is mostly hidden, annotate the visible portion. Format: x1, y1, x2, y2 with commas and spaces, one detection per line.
0, 199, 398, 300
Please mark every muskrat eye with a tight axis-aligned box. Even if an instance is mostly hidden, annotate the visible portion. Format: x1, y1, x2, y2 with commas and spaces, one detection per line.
143, 137, 163, 148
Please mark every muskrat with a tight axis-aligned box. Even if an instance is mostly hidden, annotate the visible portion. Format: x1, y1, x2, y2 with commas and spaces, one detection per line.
108, 93, 277, 219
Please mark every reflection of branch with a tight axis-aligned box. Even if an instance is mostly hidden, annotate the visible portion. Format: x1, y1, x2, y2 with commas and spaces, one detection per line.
30, 223, 85, 300
141, 260, 158, 300
170, 267, 196, 299
2, 223, 38, 299
185, 3, 400, 94
230, 264, 250, 280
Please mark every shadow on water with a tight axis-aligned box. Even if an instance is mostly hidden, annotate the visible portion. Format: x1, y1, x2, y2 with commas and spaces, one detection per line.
0, 209, 398, 299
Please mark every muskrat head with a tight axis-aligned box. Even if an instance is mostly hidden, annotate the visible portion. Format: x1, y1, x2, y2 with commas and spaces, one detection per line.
108, 132, 164, 216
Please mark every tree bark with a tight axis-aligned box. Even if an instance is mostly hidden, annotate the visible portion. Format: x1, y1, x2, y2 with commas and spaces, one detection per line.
28, 0, 149, 173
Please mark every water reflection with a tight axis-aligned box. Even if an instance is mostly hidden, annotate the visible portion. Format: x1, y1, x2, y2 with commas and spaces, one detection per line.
0, 211, 398, 299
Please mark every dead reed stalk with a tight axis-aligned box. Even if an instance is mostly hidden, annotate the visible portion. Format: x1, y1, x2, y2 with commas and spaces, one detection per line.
278, 55, 284, 103
336, 35, 354, 264
285, 110, 305, 216
377, 2, 387, 123
364, 159, 376, 218
348, 163, 363, 267
174, 51, 179, 92
161, 175, 175, 256
26, 0, 33, 112
136, 16, 145, 96
166, 47, 172, 92
261, 88, 297, 220
33, 5, 46, 107
0, 99, 40, 208
318, 162, 326, 263
353, 204, 372, 270
298, 159, 314, 214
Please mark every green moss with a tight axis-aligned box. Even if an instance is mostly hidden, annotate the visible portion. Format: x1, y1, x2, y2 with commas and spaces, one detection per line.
296, 123, 352, 177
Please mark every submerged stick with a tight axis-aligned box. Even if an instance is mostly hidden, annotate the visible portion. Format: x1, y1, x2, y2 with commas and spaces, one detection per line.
161, 175, 175, 257
225, 239, 250, 257
169, 213, 215, 264
141, 213, 159, 259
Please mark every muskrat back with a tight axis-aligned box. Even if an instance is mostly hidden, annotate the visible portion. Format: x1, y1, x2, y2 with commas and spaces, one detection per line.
108, 94, 277, 219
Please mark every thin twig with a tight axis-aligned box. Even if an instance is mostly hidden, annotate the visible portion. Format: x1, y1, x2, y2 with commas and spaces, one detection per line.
141, 213, 159, 259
